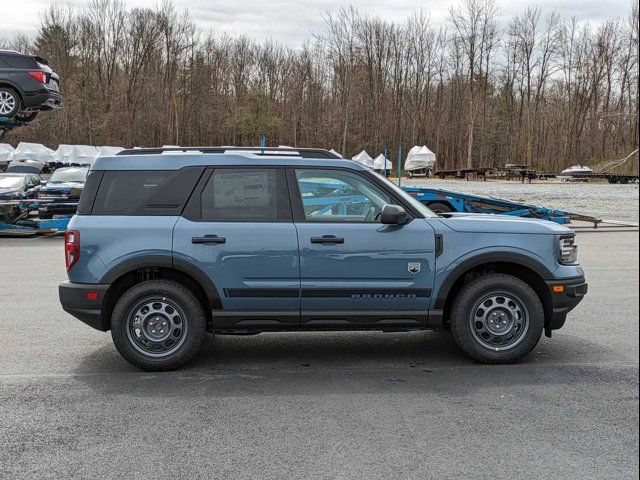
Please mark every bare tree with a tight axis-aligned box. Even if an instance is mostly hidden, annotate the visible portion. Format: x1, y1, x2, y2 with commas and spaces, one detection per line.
5, 1, 638, 173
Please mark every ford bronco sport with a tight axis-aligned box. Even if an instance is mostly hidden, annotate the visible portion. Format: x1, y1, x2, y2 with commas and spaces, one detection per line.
59, 147, 587, 371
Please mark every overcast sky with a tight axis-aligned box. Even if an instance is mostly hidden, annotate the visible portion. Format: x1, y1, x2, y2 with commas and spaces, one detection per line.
1, 0, 633, 46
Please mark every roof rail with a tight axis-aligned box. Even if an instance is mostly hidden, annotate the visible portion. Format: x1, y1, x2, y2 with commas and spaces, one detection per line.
115, 146, 342, 159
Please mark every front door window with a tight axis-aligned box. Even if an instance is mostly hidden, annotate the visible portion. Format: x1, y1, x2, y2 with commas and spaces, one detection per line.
295, 169, 394, 223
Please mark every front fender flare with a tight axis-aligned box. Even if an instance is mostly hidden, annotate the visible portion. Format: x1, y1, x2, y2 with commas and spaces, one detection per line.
433, 250, 553, 310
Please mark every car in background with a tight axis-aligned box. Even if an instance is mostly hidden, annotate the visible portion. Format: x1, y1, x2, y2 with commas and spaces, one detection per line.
0, 49, 62, 121
37, 166, 88, 219
0, 172, 41, 200
5, 158, 48, 175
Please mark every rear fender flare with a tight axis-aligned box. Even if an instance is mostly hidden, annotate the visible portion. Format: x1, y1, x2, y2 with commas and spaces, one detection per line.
100, 255, 220, 307
0, 80, 25, 100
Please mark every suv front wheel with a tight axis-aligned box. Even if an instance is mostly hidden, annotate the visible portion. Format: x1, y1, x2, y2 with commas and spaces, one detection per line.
111, 279, 206, 371
449, 273, 544, 364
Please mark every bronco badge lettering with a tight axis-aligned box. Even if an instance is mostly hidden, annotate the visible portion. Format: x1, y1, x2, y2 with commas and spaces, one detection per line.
351, 293, 417, 299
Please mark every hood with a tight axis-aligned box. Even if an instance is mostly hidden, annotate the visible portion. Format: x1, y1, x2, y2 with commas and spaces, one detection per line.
437, 213, 572, 235
0, 187, 25, 199
42, 181, 85, 191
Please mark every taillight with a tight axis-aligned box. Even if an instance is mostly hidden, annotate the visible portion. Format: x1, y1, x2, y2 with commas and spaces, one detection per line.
28, 71, 47, 84
65, 230, 80, 270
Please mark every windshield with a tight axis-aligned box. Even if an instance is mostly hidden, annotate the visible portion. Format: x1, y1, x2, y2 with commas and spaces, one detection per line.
49, 168, 88, 183
370, 171, 439, 218
0, 175, 24, 189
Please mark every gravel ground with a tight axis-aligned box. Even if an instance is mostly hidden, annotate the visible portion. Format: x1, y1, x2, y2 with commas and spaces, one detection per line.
0, 231, 638, 479
403, 179, 640, 223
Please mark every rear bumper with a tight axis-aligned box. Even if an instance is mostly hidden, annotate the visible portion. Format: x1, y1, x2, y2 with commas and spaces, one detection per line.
23, 90, 63, 109
59, 281, 110, 331
545, 276, 588, 333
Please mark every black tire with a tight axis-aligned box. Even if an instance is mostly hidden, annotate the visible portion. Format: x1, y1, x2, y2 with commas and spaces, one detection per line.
111, 279, 206, 371
15, 110, 39, 122
427, 202, 453, 214
0, 87, 21, 118
449, 273, 544, 364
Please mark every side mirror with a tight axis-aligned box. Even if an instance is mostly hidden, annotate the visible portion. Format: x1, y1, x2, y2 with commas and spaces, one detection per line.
380, 204, 409, 225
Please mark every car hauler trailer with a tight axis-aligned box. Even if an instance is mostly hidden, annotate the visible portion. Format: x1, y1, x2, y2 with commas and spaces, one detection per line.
0, 199, 71, 236
401, 186, 601, 226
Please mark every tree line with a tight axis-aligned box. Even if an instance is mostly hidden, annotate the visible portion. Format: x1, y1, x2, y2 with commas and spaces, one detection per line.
2, 0, 638, 172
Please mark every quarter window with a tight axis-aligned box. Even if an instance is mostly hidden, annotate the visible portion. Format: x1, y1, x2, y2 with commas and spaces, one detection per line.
295, 169, 395, 222
3, 55, 38, 69
92, 171, 170, 215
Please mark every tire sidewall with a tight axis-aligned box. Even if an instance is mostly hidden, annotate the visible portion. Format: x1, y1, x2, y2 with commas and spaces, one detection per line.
0, 88, 21, 118
450, 274, 544, 363
111, 280, 206, 371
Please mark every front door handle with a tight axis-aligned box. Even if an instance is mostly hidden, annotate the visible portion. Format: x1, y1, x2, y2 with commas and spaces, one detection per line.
311, 235, 344, 244
192, 236, 226, 244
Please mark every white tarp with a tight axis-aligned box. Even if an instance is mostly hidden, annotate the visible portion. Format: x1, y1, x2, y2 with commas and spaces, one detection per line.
373, 154, 393, 171
329, 149, 342, 158
49, 144, 74, 163
4, 143, 123, 166
8, 142, 54, 163
352, 150, 373, 168
404, 145, 436, 172
0, 143, 15, 163
51, 144, 100, 165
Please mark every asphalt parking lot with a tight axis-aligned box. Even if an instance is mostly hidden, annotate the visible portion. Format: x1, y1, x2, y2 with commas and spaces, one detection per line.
0, 231, 638, 479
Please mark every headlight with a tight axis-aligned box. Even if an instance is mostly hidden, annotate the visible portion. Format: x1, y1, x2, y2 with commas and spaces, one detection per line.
558, 236, 579, 265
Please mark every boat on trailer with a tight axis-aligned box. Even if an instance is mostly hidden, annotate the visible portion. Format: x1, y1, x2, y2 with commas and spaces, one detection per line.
557, 165, 593, 182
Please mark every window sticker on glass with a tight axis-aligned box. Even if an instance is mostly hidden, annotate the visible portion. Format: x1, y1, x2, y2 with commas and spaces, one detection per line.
213, 171, 270, 208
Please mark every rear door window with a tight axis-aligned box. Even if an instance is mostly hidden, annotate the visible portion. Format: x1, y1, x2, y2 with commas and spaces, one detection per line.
200, 168, 289, 221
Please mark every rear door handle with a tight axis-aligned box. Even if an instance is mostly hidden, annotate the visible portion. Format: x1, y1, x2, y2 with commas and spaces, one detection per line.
192, 236, 226, 244
311, 235, 344, 244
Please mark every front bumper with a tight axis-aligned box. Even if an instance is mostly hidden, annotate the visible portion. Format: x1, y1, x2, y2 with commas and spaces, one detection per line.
59, 281, 110, 331
545, 276, 588, 335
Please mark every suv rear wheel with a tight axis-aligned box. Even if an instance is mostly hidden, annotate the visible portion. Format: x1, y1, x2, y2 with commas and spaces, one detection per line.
449, 273, 544, 364
111, 279, 206, 371
0, 87, 21, 118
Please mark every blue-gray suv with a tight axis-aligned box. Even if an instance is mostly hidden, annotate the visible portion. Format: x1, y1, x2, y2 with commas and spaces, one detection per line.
59, 147, 587, 371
